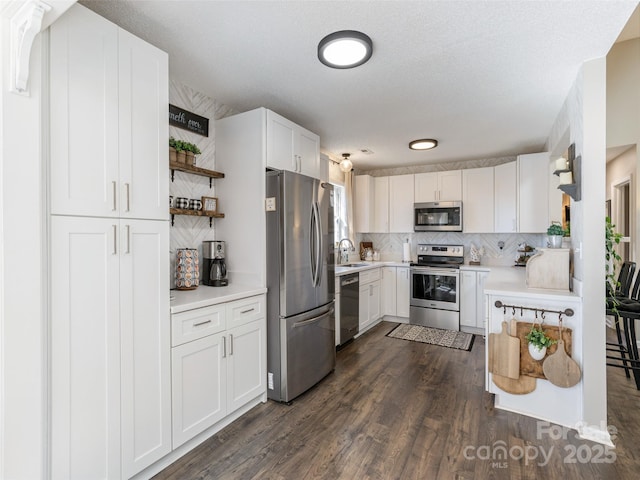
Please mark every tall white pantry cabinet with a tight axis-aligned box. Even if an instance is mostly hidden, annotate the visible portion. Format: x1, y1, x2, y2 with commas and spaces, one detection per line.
49, 5, 170, 480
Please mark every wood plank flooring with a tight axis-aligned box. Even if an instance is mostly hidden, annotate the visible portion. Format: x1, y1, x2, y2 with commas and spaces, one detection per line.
153, 321, 640, 479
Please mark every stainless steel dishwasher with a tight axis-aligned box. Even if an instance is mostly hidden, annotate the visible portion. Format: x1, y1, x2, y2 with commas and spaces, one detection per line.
338, 273, 359, 346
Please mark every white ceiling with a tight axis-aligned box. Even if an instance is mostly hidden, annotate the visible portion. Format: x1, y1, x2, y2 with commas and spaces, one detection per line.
80, 0, 639, 170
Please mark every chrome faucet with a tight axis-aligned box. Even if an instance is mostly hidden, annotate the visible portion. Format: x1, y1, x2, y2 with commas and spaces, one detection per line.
338, 238, 355, 264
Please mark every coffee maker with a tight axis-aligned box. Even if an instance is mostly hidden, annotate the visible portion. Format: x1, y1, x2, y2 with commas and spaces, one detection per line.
203, 241, 228, 287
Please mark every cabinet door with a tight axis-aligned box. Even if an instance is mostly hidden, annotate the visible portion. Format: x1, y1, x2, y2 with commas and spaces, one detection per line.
355, 175, 374, 233
120, 220, 171, 477
438, 170, 462, 201
373, 176, 389, 233
297, 128, 321, 179
494, 162, 517, 233
396, 267, 410, 318
518, 152, 550, 232
462, 167, 495, 233
369, 280, 381, 324
414, 172, 438, 202
266, 110, 297, 172
389, 174, 415, 232
359, 284, 369, 329
118, 29, 169, 221
381, 267, 397, 316
460, 271, 477, 328
227, 320, 266, 413
476, 271, 490, 329
51, 216, 120, 480
171, 332, 226, 448
50, 5, 119, 218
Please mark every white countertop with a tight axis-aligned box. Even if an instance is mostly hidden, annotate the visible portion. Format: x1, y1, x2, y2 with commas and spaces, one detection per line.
170, 284, 267, 314
335, 261, 412, 276
484, 266, 579, 301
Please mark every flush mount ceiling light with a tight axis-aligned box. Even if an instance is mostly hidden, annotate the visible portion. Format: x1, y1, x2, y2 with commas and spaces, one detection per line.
409, 139, 438, 151
339, 153, 353, 172
318, 30, 373, 69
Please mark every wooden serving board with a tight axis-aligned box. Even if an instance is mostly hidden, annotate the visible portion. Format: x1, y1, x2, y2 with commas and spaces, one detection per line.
488, 321, 520, 379
492, 319, 536, 394
359, 242, 373, 260
515, 322, 572, 379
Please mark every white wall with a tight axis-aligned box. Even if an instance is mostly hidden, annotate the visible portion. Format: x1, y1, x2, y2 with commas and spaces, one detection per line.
546, 57, 609, 444
607, 38, 640, 149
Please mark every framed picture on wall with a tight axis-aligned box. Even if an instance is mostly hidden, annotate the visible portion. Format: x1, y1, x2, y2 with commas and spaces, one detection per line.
202, 196, 218, 213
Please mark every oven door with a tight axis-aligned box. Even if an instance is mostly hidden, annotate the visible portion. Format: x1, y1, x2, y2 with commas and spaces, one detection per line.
410, 266, 459, 311
414, 202, 462, 231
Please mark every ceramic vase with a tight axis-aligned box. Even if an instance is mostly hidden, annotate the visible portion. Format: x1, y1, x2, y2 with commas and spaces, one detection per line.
528, 343, 547, 360
548, 235, 563, 248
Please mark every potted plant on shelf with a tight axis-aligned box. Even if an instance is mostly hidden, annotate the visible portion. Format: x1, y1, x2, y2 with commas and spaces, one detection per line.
547, 222, 565, 248
183, 142, 201, 166
525, 325, 557, 360
169, 137, 178, 162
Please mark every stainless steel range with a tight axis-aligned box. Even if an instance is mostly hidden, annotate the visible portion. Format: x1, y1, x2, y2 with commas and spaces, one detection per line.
410, 244, 464, 331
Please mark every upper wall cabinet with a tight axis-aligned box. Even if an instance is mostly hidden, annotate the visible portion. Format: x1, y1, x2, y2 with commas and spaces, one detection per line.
389, 174, 415, 232
414, 170, 462, 202
518, 152, 550, 233
494, 161, 517, 233
355, 175, 374, 233
462, 167, 494, 233
266, 110, 321, 180
373, 176, 390, 233
50, 5, 168, 220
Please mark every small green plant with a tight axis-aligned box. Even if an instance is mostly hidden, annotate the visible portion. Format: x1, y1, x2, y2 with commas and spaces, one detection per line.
547, 223, 565, 236
606, 216, 623, 294
525, 325, 557, 349
183, 142, 201, 155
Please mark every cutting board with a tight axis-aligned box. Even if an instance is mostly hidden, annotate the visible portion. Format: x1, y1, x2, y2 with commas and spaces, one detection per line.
543, 338, 581, 387
359, 242, 373, 260
492, 319, 536, 394
488, 321, 520, 379
515, 322, 572, 379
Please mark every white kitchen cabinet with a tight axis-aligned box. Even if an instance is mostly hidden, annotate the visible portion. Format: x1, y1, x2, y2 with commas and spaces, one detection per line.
414, 170, 462, 202
396, 267, 410, 318
518, 152, 550, 232
266, 109, 321, 179
50, 4, 168, 221
51, 216, 170, 480
355, 175, 374, 233
373, 176, 390, 233
359, 269, 381, 332
462, 167, 495, 233
49, 6, 171, 479
171, 295, 266, 449
389, 174, 415, 232
494, 161, 517, 233
381, 267, 397, 316
460, 268, 490, 332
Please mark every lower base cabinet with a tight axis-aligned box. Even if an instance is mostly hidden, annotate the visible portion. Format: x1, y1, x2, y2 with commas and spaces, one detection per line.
381, 266, 410, 318
359, 271, 381, 332
460, 269, 490, 331
171, 295, 266, 448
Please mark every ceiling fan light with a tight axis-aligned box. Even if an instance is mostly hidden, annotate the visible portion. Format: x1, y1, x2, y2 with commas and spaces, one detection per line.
318, 30, 373, 69
409, 139, 438, 150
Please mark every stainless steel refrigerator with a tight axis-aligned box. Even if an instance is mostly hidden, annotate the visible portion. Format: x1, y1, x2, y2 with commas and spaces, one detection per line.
265, 170, 335, 403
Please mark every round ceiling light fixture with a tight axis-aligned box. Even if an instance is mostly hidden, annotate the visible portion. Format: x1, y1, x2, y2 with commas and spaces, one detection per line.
339, 153, 353, 172
318, 30, 373, 69
409, 139, 438, 151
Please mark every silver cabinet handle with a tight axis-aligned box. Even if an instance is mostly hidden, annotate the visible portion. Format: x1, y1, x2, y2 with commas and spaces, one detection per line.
229, 334, 234, 356
240, 308, 255, 314
112, 225, 117, 255
125, 225, 131, 254
125, 183, 130, 212
112, 181, 117, 211
369, 284, 373, 296
222, 336, 226, 358
193, 319, 212, 327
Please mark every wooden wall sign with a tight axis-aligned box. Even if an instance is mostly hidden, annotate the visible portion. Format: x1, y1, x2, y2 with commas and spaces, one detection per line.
169, 104, 209, 137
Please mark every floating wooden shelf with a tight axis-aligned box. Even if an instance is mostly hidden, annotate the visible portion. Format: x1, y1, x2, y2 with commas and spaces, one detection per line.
170, 208, 225, 227
553, 154, 581, 202
169, 161, 225, 187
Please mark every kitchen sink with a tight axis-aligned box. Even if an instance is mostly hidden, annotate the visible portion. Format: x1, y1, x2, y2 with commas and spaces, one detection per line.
338, 263, 368, 268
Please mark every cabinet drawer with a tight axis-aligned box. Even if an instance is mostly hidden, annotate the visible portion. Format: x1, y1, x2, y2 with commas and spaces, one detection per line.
226, 295, 266, 329
359, 268, 381, 285
172, 304, 226, 347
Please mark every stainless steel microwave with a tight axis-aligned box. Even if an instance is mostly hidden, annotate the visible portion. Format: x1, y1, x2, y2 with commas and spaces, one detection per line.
414, 201, 462, 231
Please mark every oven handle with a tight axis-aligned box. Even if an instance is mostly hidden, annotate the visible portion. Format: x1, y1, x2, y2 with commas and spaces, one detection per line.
410, 267, 459, 276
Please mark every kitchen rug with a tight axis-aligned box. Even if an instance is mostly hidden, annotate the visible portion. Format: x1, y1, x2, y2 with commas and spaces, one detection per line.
386, 324, 475, 351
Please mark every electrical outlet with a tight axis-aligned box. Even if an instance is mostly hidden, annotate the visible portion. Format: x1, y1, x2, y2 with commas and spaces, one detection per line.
268, 372, 274, 390
265, 197, 276, 212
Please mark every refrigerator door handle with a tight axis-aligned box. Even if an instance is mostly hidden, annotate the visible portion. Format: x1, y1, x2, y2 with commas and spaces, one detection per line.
293, 307, 335, 328
309, 202, 317, 285
314, 201, 322, 286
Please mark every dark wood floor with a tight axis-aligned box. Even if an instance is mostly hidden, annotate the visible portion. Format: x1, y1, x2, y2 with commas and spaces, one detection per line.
154, 321, 640, 479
